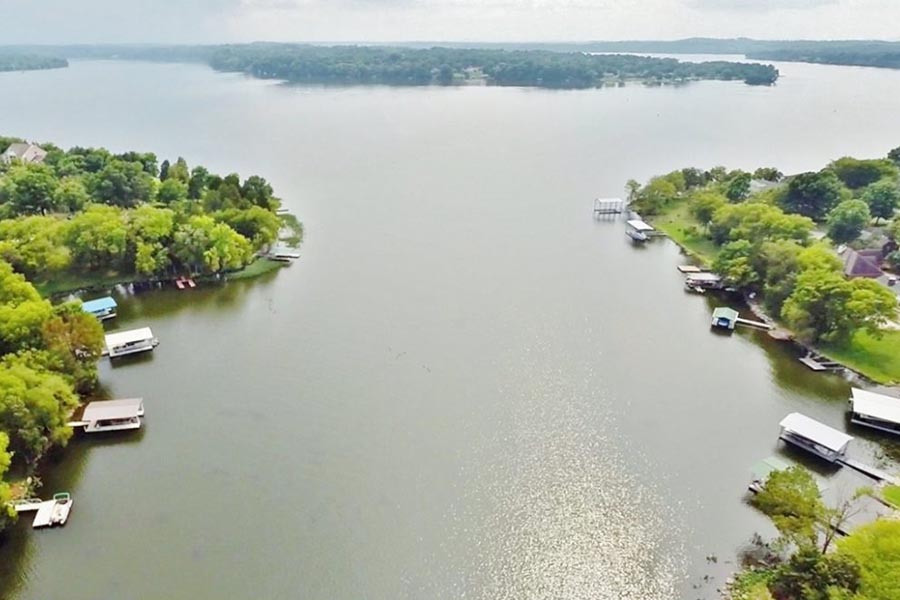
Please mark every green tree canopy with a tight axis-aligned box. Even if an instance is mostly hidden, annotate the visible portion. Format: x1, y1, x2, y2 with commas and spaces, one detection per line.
88, 160, 155, 208
828, 156, 899, 189
782, 270, 896, 343
861, 179, 900, 223
0, 215, 71, 277
64, 204, 128, 269
710, 202, 813, 246
0, 163, 60, 216
826, 199, 871, 244
836, 520, 900, 600
781, 170, 848, 220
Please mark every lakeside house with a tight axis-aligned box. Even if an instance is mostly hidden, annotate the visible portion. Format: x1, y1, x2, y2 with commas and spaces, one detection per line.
1, 142, 47, 164
842, 248, 884, 279
849, 387, 900, 436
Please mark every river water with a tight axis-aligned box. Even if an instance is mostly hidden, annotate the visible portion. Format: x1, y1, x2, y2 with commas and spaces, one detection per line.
1, 57, 900, 599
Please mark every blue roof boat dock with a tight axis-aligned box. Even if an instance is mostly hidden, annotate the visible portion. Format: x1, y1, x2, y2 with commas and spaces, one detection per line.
81, 296, 117, 321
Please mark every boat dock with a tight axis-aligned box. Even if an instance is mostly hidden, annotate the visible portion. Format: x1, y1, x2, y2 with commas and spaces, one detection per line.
799, 353, 843, 372
13, 493, 74, 528
838, 457, 900, 485
593, 197, 625, 216
734, 317, 772, 330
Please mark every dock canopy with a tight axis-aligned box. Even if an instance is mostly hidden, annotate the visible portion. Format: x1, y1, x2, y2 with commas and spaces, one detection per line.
849, 388, 900, 434
625, 219, 654, 232
82, 398, 143, 423
711, 307, 739, 329
82, 296, 117, 316
779, 413, 853, 453
105, 327, 154, 349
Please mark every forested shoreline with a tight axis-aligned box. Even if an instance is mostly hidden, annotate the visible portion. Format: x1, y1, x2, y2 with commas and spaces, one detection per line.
0, 43, 778, 87
631, 150, 900, 360
0, 54, 67, 72
630, 153, 900, 599
205, 45, 778, 87
0, 136, 299, 532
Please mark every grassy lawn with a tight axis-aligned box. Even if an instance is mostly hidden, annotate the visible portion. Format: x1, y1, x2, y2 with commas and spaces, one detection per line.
884, 485, 900, 508
34, 258, 288, 297
823, 329, 900, 384
226, 257, 287, 280
34, 270, 134, 297
648, 201, 720, 265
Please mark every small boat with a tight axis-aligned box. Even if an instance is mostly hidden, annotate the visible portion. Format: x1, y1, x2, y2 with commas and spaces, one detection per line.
49, 492, 73, 526
626, 229, 648, 242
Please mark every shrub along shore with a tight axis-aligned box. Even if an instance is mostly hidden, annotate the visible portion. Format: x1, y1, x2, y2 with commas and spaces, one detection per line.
629, 150, 900, 384
0, 135, 301, 532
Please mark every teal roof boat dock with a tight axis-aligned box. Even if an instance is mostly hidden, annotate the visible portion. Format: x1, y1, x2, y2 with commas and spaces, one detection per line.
82, 296, 117, 321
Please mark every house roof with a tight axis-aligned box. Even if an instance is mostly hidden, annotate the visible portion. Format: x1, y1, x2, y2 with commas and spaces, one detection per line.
850, 388, 900, 425
843, 249, 883, 278
82, 296, 117, 313
712, 307, 739, 321
82, 398, 143, 422
105, 327, 154, 348
779, 412, 854, 452
3, 142, 30, 157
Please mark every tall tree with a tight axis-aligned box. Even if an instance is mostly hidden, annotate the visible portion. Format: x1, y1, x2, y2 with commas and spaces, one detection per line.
826, 199, 871, 243
861, 179, 900, 223
781, 170, 847, 220
0, 164, 60, 216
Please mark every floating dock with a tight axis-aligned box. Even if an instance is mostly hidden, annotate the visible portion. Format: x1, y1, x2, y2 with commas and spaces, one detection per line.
14, 493, 74, 528
799, 354, 843, 372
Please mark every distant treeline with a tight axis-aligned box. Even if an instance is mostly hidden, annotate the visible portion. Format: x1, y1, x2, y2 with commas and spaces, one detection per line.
0, 53, 67, 72
0, 43, 778, 87
205, 44, 778, 87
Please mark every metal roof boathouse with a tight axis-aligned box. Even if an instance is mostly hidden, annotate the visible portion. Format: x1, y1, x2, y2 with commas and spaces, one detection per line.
849, 388, 900, 436
82, 296, 118, 320
68, 398, 145, 433
104, 327, 159, 358
778, 413, 853, 463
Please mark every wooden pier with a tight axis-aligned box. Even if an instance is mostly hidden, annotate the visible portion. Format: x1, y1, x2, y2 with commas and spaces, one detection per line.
799, 353, 843, 372
735, 317, 772, 330
839, 457, 899, 485
593, 198, 625, 217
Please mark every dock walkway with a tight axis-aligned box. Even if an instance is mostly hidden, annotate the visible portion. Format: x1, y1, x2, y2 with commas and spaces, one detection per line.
839, 457, 900, 485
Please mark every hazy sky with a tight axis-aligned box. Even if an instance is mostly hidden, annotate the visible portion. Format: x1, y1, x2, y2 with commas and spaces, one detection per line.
1, 0, 898, 44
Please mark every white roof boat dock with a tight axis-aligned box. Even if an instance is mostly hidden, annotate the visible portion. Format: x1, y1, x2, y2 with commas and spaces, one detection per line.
685, 272, 723, 290
68, 398, 144, 433
266, 246, 301, 262
849, 388, 900, 436
104, 327, 159, 358
778, 412, 853, 463
14, 493, 74, 528
625, 219, 654, 242
81, 296, 117, 320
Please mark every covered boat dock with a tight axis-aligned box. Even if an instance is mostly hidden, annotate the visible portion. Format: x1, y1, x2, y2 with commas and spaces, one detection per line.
68, 398, 145, 433
82, 296, 117, 321
849, 388, 900, 436
105, 327, 159, 358
625, 219, 654, 242
778, 413, 853, 463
